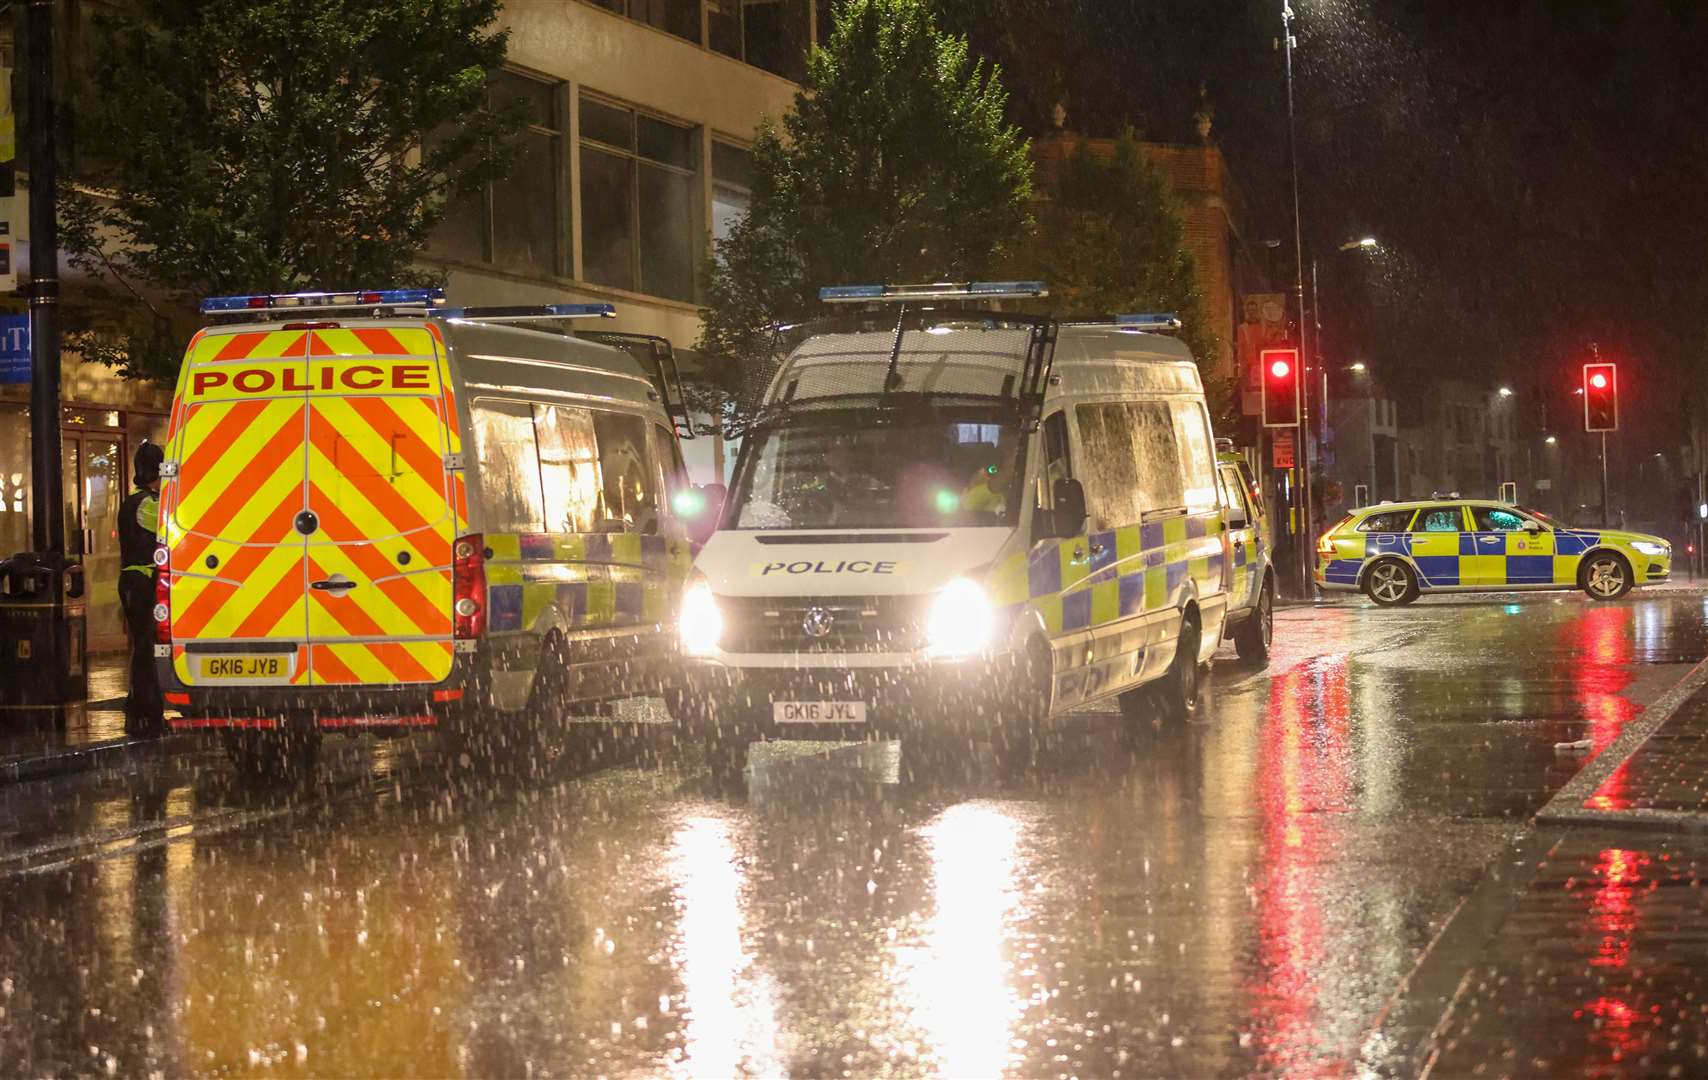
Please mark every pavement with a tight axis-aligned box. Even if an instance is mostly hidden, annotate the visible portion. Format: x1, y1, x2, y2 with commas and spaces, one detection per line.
0, 655, 207, 784
4, 593, 1708, 1075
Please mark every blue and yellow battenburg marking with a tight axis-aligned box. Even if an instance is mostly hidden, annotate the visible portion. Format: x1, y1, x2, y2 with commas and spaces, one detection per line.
1322, 528, 1602, 588
988, 512, 1226, 633
483, 532, 691, 633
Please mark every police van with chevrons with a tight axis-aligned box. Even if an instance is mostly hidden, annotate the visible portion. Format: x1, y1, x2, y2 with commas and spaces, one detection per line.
156, 288, 695, 780
677, 282, 1248, 765
1317, 499, 1671, 605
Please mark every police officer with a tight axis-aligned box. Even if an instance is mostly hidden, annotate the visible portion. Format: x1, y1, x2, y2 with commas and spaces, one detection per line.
120, 442, 165, 737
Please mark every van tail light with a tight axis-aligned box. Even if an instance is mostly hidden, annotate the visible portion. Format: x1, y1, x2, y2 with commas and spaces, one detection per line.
153, 544, 171, 644
453, 534, 486, 639
1317, 533, 1338, 557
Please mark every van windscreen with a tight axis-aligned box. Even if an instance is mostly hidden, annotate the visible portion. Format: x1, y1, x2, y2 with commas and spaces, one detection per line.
726, 407, 1025, 530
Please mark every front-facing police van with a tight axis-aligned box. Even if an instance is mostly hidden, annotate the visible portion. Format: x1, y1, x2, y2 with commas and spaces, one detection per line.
680, 284, 1233, 771
156, 289, 696, 781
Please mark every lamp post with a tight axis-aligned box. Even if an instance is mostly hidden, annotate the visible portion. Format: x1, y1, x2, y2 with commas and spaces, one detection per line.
1281, 1, 1313, 599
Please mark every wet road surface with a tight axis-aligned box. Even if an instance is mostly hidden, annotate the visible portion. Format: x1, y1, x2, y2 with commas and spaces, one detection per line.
1, 591, 1706, 1077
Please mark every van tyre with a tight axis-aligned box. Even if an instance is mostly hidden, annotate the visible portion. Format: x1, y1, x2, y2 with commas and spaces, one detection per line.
224, 730, 319, 786
1363, 558, 1419, 607
1581, 552, 1632, 601
1234, 576, 1274, 663
1154, 615, 1201, 726
995, 639, 1053, 768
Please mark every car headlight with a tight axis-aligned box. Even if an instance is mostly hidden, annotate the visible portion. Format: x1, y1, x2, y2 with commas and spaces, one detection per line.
926, 577, 991, 659
1632, 540, 1668, 556
679, 583, 723, 656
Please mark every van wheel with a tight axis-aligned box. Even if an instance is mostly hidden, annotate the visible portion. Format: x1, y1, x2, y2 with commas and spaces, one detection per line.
1155, 614, 1201, 726
1363, 559, 1419, 607
224, 730, 319, 786
1234, 576, 1274, 663
994, 639, 1053, 768
527, 635, 574, 724
1581, 552, 1632, 600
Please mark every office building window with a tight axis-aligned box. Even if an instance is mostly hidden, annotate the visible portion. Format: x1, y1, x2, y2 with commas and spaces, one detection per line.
708, 0, 810, 81
432, 70, 567, 277
580, 95, 699, 302
711, 139, 753, 245
589, 0, 703, 45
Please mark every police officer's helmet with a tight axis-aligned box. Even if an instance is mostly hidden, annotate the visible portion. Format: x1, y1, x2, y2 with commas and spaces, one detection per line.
133, 441, 164, 487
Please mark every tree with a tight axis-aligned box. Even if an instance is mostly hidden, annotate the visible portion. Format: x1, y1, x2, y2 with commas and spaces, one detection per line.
696, 0, 1033, 425
1027, 130, 1227, 417
60, 0, 520, 384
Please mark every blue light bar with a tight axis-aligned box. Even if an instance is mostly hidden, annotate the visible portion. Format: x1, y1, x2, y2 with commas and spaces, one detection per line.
1114, 313, 1183, 330
200, 288, 446, 314
818, 285, 887, 301
438, 303, 616, 321
819, 281, 1048, 304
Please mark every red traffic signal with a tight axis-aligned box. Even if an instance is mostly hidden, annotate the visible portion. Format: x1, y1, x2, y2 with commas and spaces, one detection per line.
1583, 362, 1618, 432
1261, 347, 1301, 427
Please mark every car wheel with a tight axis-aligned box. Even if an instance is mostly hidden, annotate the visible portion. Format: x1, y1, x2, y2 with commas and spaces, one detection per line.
1581, 552, 1632, 600
1154, 614, 1202, 726
1363, 558, 1419, 607
1234, 576, 1274, 663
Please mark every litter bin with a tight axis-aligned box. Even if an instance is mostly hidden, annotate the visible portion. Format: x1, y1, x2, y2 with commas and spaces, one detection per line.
0, 552, 88, 715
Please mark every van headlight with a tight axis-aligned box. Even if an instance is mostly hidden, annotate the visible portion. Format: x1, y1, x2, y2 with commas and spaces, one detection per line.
679, 583, 724, 657
926, 577, 991, 659
1632, 540, 1668, 556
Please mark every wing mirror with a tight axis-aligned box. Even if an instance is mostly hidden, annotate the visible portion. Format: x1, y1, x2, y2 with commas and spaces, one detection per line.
1521, 519, 1543, 533
1043, 478, 1087, 540
675, 483, 726, 545
1227, 503, 1249, 529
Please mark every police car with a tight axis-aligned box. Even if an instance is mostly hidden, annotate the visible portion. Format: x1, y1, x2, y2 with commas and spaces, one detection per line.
678, 282, 1236, 769
155, 289, 694, 780
1316, 499, 1671, 606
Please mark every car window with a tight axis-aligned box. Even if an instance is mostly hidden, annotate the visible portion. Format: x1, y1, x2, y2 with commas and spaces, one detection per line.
1356, 509, 1414, 533
1219, 466, 1252, 521
1411, 505, 1465, 533
1471, 505, 1528, 532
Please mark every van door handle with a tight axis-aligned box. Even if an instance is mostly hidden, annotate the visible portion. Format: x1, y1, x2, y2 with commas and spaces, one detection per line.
1071, 545, 1087, 562
1089, 542, 1108, 560
311, 577, 358, 593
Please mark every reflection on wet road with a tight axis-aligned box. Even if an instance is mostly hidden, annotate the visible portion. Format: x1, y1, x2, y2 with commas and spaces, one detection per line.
1, 592, 1705, 1076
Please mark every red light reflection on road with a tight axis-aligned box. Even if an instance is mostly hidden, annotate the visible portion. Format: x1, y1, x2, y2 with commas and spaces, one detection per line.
1570, 848, 1655, 1063
1563, 606, 1639, 810
1250, 652, 1353, 1075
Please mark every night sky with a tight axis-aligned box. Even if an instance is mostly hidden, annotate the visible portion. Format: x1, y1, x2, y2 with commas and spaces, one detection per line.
945, 0, 1708, 452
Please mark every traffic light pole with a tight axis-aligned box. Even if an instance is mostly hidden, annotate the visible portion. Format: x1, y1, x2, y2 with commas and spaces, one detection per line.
1282, 2, 1314, 600
1600, 431, 1610, 528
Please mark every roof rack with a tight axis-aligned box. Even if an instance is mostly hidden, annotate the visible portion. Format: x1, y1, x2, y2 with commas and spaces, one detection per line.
200, 288, 446, 315
818, 281, 1048, 304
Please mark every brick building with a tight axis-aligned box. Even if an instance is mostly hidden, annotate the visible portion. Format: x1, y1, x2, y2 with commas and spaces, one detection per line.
1029, 131, 1274, 394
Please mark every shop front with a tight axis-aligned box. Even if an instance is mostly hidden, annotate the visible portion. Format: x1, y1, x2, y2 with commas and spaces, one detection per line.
1, 354, 170, 653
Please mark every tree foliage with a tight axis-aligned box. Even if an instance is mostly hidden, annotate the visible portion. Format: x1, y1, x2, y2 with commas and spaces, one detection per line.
1028, 131, 1226, 416
61, 0, 519, 383
696, 0, 1033, 423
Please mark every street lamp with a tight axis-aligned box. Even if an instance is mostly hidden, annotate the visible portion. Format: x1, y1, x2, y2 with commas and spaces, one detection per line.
1545, 435, 1558, 445
1339, 236, 1379, 252
1350, 361, 1367, 373
1497, 386, 1513, 397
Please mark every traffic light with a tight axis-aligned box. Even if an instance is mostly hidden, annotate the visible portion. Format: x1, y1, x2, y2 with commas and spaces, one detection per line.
1261, 347, 1301, 427
1583, 362, 1618, 432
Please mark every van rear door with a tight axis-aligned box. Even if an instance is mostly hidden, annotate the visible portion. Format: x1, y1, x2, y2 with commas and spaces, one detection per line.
302, 325, 458, 686
166, 328, 314, 687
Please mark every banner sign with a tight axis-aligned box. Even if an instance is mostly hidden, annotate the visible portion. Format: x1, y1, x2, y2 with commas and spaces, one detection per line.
0, 314, 29, 384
